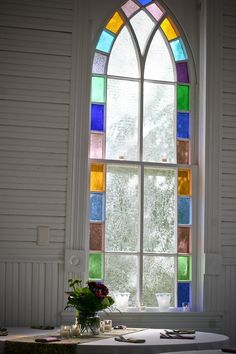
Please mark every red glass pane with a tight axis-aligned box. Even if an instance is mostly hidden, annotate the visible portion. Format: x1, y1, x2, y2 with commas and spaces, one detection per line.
90, 133, 105, 159
90, 223, 104, 251
178, 227, 191, 253
177, 140, 190, 164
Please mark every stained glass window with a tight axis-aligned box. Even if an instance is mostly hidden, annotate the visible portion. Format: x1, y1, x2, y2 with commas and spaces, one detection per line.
89, 0, 193, 310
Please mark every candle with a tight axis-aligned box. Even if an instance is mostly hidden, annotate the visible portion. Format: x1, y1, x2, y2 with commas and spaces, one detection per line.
70, 323, 81, 337
100, 320, 105, 333
104, 319, 112, 331
60, 325, 70, 338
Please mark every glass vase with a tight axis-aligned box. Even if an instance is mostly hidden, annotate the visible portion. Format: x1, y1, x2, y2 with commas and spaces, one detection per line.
77, 312, 100, 335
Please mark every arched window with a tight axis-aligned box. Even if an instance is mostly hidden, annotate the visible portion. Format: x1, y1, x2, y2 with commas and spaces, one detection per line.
88, 0, 193, 309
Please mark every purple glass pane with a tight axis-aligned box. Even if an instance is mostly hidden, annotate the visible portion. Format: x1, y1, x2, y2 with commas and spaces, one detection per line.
178, 282, 191, 307
90, 133, 104, 159
178, 197, 191, 225
121, 0, 140, 18
177, 112, 190, 139
176, 62, 189, 83
146, 3, 164, 22
90, 193, 105, 222
92, 52, 108, 74
91, 104, 105, 132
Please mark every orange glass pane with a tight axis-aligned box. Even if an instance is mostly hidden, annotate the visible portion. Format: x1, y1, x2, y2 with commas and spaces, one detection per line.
160, 17, 179, 41
105, 11, 124, 34
178, 227, 192, 253
177, 140, 190, 164
178, 169, 191, 196
90, 223, 104, 251
90, 164, 105, 192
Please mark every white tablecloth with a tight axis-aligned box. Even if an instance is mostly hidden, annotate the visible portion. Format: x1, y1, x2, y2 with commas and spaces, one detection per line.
0, 327, 229, 354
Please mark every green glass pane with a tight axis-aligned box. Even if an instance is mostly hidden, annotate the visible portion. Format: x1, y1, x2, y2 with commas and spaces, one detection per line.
178, 255, 191, 281
177, 85, 189, 111
91, 76, 106, 103
89, 253, 103, 280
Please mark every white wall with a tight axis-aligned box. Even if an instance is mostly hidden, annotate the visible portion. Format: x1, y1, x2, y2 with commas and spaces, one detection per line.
0, 0, 235, 345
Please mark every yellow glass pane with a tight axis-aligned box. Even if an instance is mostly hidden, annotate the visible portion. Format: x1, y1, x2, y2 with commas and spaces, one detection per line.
105, 11, 124, 34
160, 17, 179, 41
90, 164, 105, 192
178, 169, 191, 196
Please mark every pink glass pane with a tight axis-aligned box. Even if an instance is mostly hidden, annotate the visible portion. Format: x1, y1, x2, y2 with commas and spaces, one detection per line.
90, 223, 104, 251
177, 140, 190, 164
90, 133, 104, 159
146, 3, 164, 22
92, 52, 107, 74
178, 227, 191, 253
121, 0, 140, 18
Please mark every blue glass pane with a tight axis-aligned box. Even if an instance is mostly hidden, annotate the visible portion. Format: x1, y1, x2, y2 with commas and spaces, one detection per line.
170, 39, 188, 61
177, 282, 191, 307
91, 104, 105, 132
177, 112, 190, 139
178, 197, 191, 225
136, 0, 152, 5
90, 193, 105, 222
96, 30, 115, 53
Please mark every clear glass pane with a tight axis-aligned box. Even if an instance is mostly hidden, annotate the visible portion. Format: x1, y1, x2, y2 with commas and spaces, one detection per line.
146, 3, 164, 22
144, 168, 176, 253
144, 29, 174, 81
121, 0, 140, 18
107, 26, 139, 79
105, 11, 124, 34
92, 52, 107, 75
143, 82, 175, 163
143, 256, 175, 307
90, 133, 104, 159
106, 78, 139, 160
105, 165, 139, 251
105, 254, 138, 307
130, 10, 155, 54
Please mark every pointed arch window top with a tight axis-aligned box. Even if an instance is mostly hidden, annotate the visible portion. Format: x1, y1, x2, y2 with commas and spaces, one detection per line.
130, 10, 155, 55
107, 26, 140, 78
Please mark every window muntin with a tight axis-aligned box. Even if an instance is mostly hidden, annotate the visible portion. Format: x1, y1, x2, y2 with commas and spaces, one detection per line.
89, 0, 192, 309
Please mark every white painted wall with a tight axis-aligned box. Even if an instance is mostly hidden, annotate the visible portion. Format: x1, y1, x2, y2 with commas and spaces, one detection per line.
0, 0, 235, 345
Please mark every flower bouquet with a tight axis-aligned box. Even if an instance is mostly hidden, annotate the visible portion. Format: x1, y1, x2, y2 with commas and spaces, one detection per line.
65, 279, 114, 334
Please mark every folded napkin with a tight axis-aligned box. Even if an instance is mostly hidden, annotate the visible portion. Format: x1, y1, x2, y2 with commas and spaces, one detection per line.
160, 332, 195, 339
222, 348, 236, 353
115, 335, 145, 343
35, 336, 61, 343
0, 328, 8, 336
165, 329, 195, 335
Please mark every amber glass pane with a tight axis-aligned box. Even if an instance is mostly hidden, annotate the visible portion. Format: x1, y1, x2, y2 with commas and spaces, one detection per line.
90, 223, 104, 251
178, 169, 191, 196
177, 140, 190, 164
160, 17, 179, 41
106, 11, 124, 34
178, 227, 191, 253
90, 164, 105, 192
